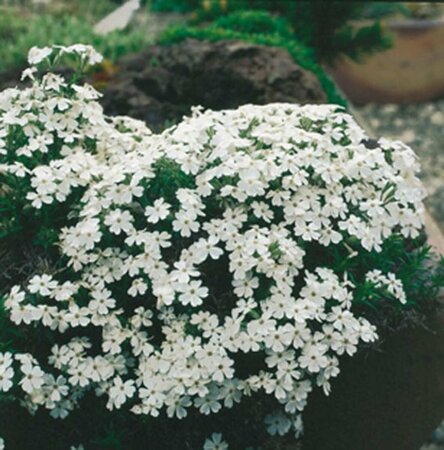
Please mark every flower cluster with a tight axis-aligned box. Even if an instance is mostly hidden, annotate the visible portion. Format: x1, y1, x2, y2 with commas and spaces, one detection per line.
365, 269, 407, 304
27, 44, 103, 68
0, 45, 425, 445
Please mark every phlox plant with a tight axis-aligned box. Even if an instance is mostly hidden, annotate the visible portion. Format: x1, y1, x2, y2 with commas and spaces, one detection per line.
0, 45, 442, 450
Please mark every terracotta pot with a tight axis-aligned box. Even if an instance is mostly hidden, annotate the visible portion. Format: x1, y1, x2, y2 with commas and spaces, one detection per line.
327, 17, 444, 104
302, 310, 444, 450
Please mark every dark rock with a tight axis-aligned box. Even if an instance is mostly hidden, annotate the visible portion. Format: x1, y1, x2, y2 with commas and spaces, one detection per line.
0, 66, 23, 90
100, 39, 327, 131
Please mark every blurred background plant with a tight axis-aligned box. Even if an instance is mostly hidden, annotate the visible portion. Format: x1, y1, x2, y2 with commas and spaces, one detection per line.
0, 0, 152, 72
0, 0, 395, 101
149, 0, 393, 63
159, 10, 346, 106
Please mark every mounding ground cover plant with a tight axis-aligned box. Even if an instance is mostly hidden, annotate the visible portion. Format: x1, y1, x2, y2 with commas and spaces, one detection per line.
0, 46, 443, 449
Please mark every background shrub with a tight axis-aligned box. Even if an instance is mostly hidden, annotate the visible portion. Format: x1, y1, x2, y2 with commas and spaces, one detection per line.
0, 11, 152, 73
151, 0, 392, 62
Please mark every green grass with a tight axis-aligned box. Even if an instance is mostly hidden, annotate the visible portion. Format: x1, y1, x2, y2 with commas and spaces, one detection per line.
0, 0, 117, 24
0, 12, 154, 73
148, 0, 200, 13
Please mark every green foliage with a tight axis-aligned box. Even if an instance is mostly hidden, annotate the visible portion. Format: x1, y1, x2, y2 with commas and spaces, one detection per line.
159, 18, 347, 107
212, 10, 291, 37
272, 1, 392, 63
0, 14, 153, 73
53, 0, 120, 22
149, 158, 196, 205
348, 234, 443, 330
151, 0, 392, 62
0, 9, 28, 43
149, 0, 200, 13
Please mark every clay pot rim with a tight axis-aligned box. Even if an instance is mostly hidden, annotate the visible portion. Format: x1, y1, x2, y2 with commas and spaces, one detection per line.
388, 15, 444, 30
351, 15, 444, 31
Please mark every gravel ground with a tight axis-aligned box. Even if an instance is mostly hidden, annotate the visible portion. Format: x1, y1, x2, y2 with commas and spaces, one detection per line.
357, 101, 444, 234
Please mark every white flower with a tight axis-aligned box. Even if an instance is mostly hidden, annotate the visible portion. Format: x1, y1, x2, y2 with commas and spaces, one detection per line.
62, 44, 103, 65
319, 226, 342, 246
298, 343, 329, 373
172, 210, 200, 237
28, 274, 57, 296
365, 270, 407, 304
145, 198, 170, 223
21, 67, 37, 81
195, 394, 222, 415
211, 358, 234, 382
65, 305, 90, 327
178, 280, 209, 307
28, 46, 53, 65
19, 363, 45, 393
191, 236, 223, 263
88, 289, 116, 315
264, 413, 292, 436
104, 209, 134, 235
108, 377, 136, 409
0, 353, 13, 368
171, 260, 199, 284
203, 433, 229, 450
0, 364, 13, 392
166, 396, 192, 419
233, 276, 259, 298
128, 278, 148, 297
